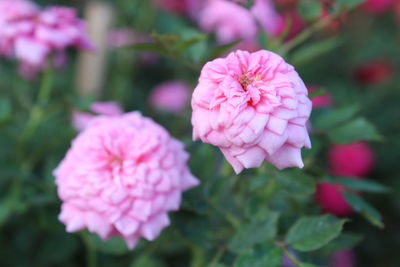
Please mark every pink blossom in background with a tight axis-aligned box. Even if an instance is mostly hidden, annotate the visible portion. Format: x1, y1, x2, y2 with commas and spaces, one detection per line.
0, 3, 92, 72
308, 86, 333, 109
330, 250, 355, 267
316, 182, 355, 217
154, 0, 200, 18
276, 11, 306, 39
362, 0, 394, 15
149, 81, 190, 114
108, 28, 137, 48
251, 0, 283, 37
191, 50, 312, 174
72, 101, 123, 132
354, 59, 394, 85
55, 112, 199, 249
329, 142, 374, 177
198, 0, 257, 44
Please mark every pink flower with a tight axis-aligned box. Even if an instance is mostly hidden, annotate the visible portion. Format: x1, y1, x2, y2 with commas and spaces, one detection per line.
55, 112, 199, 249
149, 81, 190, 114
330, 250, 355, 267
191, 50, 312, 174
308, 86, 333, 109
198, 0, 257, 44
354, 59, 394, 85
251, 0, 283, 36
329, 142, 374, 177
153, 0, 200, 18
0, 3, 92, 70
362, 0, 394, 15
72, 101, 124, 132
316, 182, 354, 217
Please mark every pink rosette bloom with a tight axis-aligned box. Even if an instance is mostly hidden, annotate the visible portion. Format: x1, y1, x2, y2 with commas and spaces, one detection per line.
54, 112, 199, 249
0, 4, 92, 70
362, 0, 394, 15
149, 81, 190, 114
308, 86, 333, 109
329, 142, 374, 177
198, 0, 257, 44
316, 182, 354, 217
191, 50, 312, 174
72, 101, 124, 132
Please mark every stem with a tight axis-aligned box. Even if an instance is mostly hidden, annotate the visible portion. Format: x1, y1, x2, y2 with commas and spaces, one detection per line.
209, 246, 226, 267
81, 232, 97, 267
275, 241, 302, 267
20, 65, 53, 142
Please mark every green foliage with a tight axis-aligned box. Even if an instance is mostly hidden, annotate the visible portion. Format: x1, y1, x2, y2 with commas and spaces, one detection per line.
326, 176, 389, 193
342, 193, 384, 228
285, 215, 347, 252
233, 243, 282, 267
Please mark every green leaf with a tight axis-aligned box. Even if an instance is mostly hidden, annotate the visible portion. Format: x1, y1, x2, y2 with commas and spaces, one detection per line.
275, 170, 316, 196
328, 118, 382, 144
298, 0, 323, 22
318, 232, 363, 254
327, 177, 389, 193
342, 192, 384, 228
335, 0, 366, 11
89, 235, 129, 255
0, 98, 11, 121
234, 243, 282, 267
314, 105, 359, 130
285, 215, 347, 252
131, 255, 165, 267
291, 37, 343, 66
229, 212, 279, 253
206, 41, 240, 61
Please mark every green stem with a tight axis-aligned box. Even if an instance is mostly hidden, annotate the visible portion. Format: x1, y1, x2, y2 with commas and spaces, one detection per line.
208, 246, 226, 267
275, 241, 302, 267
20, 65, 53, 142
81, 232, 97, 267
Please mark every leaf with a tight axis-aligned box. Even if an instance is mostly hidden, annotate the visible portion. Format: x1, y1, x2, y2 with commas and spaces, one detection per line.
0, 98, 11, 121
327, 177, 389, 193
318, 232, 363, 254
298, 0, 323, 22
328, 118, 382, 144
275, 170, 316, 196
285, 215, 347, 252
342, 192, 384, 228
314, 105, 359, 130
131, 255, 165, 267
229, 212, 279, 253
291, 37, 343, 66
335, 0, 366, 11
89, 235, 129, 255
309, 88, 327, 99
234, 243, 282, 267
206, 41, 240, 61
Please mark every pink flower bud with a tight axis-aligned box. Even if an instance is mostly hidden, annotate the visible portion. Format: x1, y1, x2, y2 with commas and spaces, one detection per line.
149, 81, 190, 114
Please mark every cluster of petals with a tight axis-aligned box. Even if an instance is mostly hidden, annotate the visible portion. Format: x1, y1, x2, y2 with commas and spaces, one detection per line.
149, 81, 190, 114
0, 0, 92, 69
72, 101, 123, 132
191, 50, 312, 174
55, 112, 199, 248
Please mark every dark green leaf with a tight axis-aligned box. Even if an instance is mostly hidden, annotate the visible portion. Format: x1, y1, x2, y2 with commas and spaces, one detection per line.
89, 235, 129, 255
298, 0, 323, 22
327, 177, 389, 193
314, 105, 359, 130
275, 170, 316, 196
229, 212, 279, 253
131, 255, 165, 267
342, 192, 384, 228
206, 41, 240, 61
335, 0, 366, 11
328, 118, 382, 144
318, 232, 363, 254
234, 243, 282, 267
285, 215, 347, 252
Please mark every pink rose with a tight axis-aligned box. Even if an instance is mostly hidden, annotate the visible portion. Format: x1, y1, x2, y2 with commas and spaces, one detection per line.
308, 86, 333, 109
191, 50, 312, 174
316, 182, 354, 217
55, 112, 199, 249
72, 101, 124, 132
198, 0, 257, 44
362, 0, 394, 15
0, 3, 92, 71
149, 81, 190, 114
329, 142, 374, 177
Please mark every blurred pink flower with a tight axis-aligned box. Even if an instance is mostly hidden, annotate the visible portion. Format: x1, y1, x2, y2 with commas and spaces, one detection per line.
72, 101, 123, 132
191, 50, 312, 174
251, 0, 283, 36
0, 3, 92, 71
308, 86, 333, 109
149, 81, 190, 114
330, 250, 355, 267
154, 0, 200, 18
354, 59, 394, 85
108, 28, 137, 48
316, 182, 354, 217
198, 0, 257, 44
329, 142, 374, 177
362, 0, 394, 15
276, 11, 305, 39
55, 112, 199, 249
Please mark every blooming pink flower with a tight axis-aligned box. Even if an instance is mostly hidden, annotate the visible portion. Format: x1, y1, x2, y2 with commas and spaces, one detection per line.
55, 112, 199, 249
149, 81, 190, 114
191, 50, 312, 174
316, 182, 354, 217
72, 101, 124, 132
362, 0, 394, 15
198, 0, 257, 44
0, 3, 92, 71
329, 142, 374, 177
308, 86, 333, 109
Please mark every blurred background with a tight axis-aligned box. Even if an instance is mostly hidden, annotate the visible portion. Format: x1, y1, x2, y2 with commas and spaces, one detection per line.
0, 0, 399, 266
